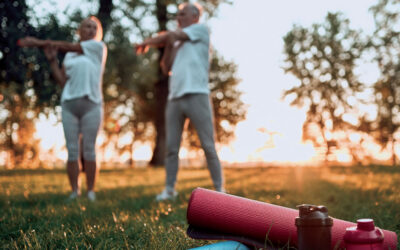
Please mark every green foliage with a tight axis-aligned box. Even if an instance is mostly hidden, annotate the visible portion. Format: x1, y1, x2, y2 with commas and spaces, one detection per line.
282, 1, 400, 165
1, 1, 74, 107
282, 12, 366, 161
0, 0, 33, 85
1, 166, 399, 248
0, 1, 71, 168
102, 23, 158, 138
99, 23, 162, 162
367, 0, 400, 164
210, 52, 246, 144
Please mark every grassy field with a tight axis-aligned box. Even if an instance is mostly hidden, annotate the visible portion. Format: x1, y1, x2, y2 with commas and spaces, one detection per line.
1, 165, 399, 249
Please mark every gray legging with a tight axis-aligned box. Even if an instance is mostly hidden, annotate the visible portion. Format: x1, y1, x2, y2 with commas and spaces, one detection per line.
61, 97, 103, 162
165, 93, 224, 191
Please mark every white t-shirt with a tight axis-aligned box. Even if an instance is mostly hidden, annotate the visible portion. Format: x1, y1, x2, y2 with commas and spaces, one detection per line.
168, 23, 210, 100
61, 39, 107, 104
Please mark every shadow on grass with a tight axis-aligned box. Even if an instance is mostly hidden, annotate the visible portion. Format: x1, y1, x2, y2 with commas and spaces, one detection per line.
329, 164, 400, 174
0, 167, 153, 177
0, 168, 66, 177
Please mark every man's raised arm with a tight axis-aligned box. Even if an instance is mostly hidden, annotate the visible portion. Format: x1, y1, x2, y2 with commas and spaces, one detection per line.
135, 30, 190, 75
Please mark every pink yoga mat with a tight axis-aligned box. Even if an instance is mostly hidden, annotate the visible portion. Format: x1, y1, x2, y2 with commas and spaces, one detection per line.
186, 188, 398, 249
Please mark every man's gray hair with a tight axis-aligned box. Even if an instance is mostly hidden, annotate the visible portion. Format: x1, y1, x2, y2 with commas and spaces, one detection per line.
179, 2, 203, 18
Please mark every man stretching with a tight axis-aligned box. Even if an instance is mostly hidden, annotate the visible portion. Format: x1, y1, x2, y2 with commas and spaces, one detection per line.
135, 2, 225, 201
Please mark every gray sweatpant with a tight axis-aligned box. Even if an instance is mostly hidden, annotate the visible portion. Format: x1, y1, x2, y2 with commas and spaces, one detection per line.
61, 97, 103, 162
165, 93, 224, 191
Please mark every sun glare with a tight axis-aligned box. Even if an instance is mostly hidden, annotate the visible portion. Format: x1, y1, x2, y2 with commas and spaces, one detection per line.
33, 115, 320, 166
217, 119, 317, 165
132, 143, 152, 160
31, 105, 400, 167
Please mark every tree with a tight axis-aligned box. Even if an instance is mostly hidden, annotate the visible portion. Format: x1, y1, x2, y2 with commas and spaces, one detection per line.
282, 12, 365, 162
368, 0, 400, 165
148, 0, 169, 166
101, 22, 158, 166
98, 0, 114, 33
0, 0, 70, 168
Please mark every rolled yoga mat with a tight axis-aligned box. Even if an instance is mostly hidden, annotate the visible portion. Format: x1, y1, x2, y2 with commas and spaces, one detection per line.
186, 188, 398, 249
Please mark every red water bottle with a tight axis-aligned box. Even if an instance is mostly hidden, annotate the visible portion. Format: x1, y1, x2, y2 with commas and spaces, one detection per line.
295, 204, 333, 250
343, 218, 384, 250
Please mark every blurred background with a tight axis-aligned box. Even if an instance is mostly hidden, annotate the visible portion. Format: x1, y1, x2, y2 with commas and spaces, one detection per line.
1, 0, 400, 169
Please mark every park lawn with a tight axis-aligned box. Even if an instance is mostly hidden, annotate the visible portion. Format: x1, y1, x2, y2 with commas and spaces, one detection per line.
0, 165, 399, 249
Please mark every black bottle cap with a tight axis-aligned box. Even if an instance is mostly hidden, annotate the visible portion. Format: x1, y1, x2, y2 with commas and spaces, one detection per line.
295, 204, 333, 226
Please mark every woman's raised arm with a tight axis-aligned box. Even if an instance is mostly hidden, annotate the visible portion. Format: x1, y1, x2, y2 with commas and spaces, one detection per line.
18, 36, 83, 53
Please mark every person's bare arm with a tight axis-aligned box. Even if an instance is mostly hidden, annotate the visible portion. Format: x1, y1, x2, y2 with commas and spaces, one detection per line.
136, 30, 189, 75
18, 36, 49, 48
18, 36, 83, 53
43, 45, 67, 87
135, 30, 189, 54
160, 40, 182, 75
47, 40, 83, 53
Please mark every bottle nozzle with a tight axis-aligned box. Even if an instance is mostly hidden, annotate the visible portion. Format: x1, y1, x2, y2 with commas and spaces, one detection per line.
356, 219, 375, 231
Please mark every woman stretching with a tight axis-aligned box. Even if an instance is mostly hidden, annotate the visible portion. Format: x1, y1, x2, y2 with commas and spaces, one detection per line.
19, 16, 107, 201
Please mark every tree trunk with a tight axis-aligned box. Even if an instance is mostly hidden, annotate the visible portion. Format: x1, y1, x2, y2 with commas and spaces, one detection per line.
149, 0, 169, 166
391, 138, 396, 166
388, 99, 396, 166
97, 0, 113, 34
129, 142, 135, 168
149, 75, 168, 166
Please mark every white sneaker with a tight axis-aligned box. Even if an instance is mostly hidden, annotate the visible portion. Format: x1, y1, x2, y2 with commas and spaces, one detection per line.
217, 187, 227, 193
87, 191, 96, 202
67, 191, 80, 202
156, 189, 178, 201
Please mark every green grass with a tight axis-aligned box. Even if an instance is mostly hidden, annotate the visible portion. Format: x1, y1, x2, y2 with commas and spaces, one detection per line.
1, 165, 400, 249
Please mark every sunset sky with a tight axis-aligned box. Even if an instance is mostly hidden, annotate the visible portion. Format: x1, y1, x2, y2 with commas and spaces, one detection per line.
32, 0, 383, 165
207, 0, 380, 164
